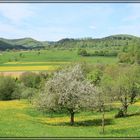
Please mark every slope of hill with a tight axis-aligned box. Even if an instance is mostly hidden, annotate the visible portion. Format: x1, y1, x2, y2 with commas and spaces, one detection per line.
0, 38, 48, 50
0, 40, 26, 51
53, 34, 140, 49
0, 34, 139, 51
103, 34, 139, 40
11, 38, 48, 48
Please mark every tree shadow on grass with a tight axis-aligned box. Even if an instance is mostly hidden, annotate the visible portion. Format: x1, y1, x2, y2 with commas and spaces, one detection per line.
127, 112, 140, 117
47, 118, 114, 127
115, 112, 140, 119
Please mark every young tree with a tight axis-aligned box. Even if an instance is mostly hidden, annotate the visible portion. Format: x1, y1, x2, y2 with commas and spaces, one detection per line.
87, 68, 103, 86
94, 74, 115, 134
114, 66, 140, 117
87, 68, 115, 134
35, 64, 97, 125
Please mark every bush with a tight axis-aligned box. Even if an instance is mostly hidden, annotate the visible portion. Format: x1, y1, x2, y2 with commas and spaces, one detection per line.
0, 76, 20, 100
77, 48, 88, 56
20, 72, 42, 89
21, 87, 37, 103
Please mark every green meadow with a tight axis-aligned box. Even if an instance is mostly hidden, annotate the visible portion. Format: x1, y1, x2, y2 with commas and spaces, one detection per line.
0, 100, 140, 137
0, 49, 117, 72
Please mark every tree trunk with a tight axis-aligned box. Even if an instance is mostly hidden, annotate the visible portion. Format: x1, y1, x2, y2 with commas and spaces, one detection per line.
102, 108, 105, 134
123, 96, 128, 116
70, 112, 75, 125
123, 104, 128, 116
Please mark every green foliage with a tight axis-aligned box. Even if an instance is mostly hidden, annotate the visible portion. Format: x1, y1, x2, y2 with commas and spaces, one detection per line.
0, 40, 25, 51
93, 50, 118, 57
0, 76, 20, 100
114, 66, 140, 117
77, 49, 118, 57
53, 34, 139, 50
0, 38, 48, 50
21, 87, 37, 102
118, 40, 140, 64
20, 72, 42, 89
118, 52, 131, 63
0, 34, 139, 51
87, 69, 103, 86
77, 48, 88, 56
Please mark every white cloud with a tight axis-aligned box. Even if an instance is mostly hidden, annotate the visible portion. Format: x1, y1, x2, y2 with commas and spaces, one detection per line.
0, 4, 34, 24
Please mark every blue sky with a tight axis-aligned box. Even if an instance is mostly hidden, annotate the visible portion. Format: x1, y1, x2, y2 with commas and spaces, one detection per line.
0, 3, 140, 41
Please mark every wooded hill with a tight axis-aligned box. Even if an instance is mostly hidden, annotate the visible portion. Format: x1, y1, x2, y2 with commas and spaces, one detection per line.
0, 38, 48, 51
0, 34, 139, 51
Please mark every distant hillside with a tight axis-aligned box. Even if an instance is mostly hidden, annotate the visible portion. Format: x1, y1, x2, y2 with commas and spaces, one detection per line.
10, 38, 48, 48
0, 40, 26, 51
53, 34, 140, 49
103, 34, 139, 40
0, 34, 139, 51
0, 38, 48, 50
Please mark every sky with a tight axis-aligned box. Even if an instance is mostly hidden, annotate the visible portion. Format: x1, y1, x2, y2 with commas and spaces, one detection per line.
0, 3, 140, 41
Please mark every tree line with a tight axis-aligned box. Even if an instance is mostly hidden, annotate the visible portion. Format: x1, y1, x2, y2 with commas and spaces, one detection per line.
77, 48, 118, 57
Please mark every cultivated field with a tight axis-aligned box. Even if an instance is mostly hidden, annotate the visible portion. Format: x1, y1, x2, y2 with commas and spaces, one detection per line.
0, 49, 117, 75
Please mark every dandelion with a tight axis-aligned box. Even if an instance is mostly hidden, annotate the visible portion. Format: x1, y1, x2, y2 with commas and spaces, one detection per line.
0, 100, 28, 110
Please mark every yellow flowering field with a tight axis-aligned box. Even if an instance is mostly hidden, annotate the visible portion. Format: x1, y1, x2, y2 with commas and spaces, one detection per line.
0, 100, 29, 110
0, 100, 140, 136
134, 101, 140, 106
0, 65, 58, 72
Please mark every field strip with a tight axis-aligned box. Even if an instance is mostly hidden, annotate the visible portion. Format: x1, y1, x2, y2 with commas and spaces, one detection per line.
0, 65, 58, 72
4, 61, 70, 65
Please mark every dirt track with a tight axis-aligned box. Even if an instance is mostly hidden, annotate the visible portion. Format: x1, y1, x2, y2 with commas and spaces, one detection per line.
0, 72, 24, 77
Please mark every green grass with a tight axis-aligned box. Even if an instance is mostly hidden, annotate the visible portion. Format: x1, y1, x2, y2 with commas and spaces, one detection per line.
0, 49, 117, 72
0, 100, 140, 137
0, 49, 117, 64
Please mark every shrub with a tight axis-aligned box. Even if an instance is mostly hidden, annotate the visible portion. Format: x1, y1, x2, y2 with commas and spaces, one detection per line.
21, 87, 37, 103
0, 76, 20, 100
20, 72, 42, 89
77, 48, 88, 56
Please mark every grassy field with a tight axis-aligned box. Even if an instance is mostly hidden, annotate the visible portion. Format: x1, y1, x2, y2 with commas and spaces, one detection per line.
0, 100, 140, 137
0, 50, 117, 73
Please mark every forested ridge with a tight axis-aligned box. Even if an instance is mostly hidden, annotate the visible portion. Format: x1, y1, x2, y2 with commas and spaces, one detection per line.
0, 34, 139, 50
